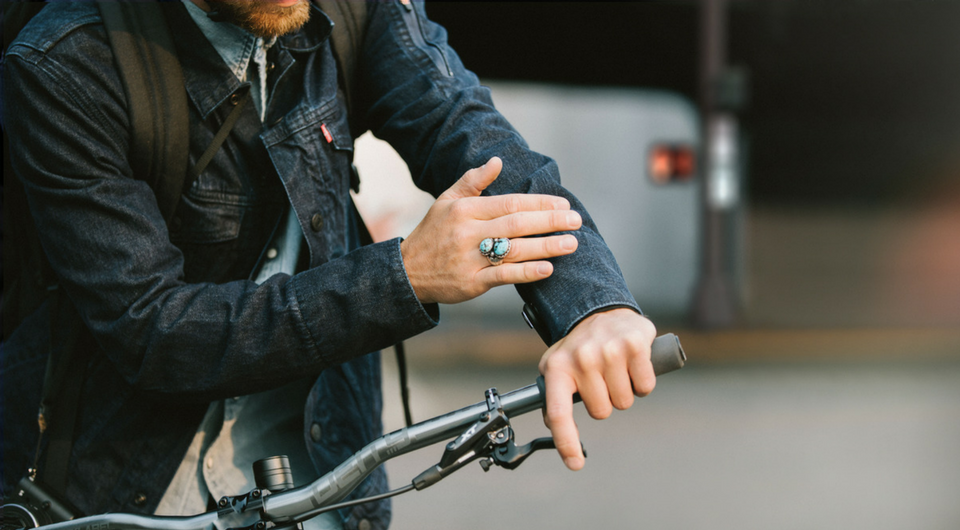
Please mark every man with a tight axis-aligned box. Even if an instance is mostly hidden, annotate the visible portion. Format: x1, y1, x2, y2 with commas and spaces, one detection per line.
1, 1, 657, 529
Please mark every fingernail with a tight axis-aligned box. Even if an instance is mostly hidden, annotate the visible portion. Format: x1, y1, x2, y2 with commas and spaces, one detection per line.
566, 212, 581, 226
537, 263, 552, 275
561, 236, 576, 251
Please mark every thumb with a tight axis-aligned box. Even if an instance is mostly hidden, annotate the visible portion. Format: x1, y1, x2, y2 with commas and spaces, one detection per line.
441, 157, 502, 200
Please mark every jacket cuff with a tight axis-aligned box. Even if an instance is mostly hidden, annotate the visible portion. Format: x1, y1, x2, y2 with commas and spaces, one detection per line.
516, 235, 641, 346
290, 238, 438, 366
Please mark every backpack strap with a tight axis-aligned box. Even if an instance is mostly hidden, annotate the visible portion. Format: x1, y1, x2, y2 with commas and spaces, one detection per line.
99, 1, 189, 224
315, 0, 368, 139
23, 2, 191, 494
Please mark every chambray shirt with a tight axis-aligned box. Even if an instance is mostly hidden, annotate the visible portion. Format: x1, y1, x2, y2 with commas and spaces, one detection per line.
2, 3, 641, 530
153, 5, 331, 529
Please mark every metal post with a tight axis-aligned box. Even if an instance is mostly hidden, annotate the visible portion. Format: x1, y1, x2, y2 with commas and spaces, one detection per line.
692, 0, 740, 328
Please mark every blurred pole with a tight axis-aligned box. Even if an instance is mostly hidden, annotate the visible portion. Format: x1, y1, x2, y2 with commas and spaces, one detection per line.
693, 0, 742, 328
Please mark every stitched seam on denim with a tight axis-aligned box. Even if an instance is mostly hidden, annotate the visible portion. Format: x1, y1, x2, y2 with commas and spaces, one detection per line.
9, 11, 101, 56
29, 55, 128, 158
289, 277, 323, 364
411, 3, 451, 77
559, 301, 644, 339
182, 188, 258, 207
261, 96, 342, 146
386, 2, 456, 98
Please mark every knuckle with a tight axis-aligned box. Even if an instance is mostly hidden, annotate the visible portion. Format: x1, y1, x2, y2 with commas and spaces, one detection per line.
601, 340, 626, 364
634, 375, 657, 397
540, 353, 567, 374
547, 237, 565, 255
505, 195, 523, 214
574, 346, 601, 373
612, 393, 634, 411
586, 401, 612, 420
506, 213, 524, 234
449, 199, 471, 219
554, 437, 578, 454
522, 263, 541, 282
545, 406, 568, 426
492, 266, 509, 285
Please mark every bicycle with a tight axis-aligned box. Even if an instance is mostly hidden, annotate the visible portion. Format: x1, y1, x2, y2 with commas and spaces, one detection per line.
4, 334, 686, 530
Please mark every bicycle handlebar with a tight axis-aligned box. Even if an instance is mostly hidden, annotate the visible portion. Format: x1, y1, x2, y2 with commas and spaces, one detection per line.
34, 334, 686, 530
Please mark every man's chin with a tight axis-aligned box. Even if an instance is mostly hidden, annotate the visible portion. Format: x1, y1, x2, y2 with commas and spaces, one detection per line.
213, 0, 311, 39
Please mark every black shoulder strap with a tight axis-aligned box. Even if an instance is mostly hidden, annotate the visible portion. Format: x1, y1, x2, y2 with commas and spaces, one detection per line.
30, 2, 191, 494
4, 2, 188, 223
99, 1, 189, 224
315, 0, 368, 138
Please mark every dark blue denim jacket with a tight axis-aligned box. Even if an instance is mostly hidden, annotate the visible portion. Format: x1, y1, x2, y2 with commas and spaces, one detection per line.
1, 2, 640, 528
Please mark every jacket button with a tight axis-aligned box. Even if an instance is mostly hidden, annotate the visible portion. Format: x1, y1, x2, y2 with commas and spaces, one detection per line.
310, 213, 324, 232
310, 423, 322, 443
230, 93, 241, 106
133, 493, 147, 506
357, 519, 371, 530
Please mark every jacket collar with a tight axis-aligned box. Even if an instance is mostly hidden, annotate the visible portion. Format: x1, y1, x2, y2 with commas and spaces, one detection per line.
165, 2, 332, 120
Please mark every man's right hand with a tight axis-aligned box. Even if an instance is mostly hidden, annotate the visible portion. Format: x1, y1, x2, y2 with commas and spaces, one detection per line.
400, 157, 582, 305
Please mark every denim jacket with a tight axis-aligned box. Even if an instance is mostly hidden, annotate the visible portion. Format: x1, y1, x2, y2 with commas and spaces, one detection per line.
1, 2, 640, 528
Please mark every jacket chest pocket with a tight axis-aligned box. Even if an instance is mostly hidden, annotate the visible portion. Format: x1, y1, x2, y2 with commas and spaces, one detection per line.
170, 189, 246, 244
302, 102, 355, 194
265, 99, 355, 261
169, 189, 285, 283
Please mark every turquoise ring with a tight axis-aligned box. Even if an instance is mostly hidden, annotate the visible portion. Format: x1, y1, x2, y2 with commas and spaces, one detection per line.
479, 237, 511, 266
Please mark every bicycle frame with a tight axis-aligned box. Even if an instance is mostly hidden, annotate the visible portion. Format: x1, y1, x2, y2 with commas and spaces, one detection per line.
25, 334, 685, 530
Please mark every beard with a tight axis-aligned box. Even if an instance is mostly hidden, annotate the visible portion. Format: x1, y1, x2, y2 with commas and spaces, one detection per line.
209, 0, 311, 39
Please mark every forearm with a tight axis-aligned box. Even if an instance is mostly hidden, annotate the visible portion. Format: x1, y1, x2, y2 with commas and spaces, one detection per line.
358, 2, 640, 343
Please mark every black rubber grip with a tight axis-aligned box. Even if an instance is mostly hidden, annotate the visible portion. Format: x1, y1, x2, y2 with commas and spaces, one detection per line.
536, 333, 686, 404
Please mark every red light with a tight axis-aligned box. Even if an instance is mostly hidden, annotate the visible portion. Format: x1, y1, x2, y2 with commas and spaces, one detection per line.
648, 144, 696, 184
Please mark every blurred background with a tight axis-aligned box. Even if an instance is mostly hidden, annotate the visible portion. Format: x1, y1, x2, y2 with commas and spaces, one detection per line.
351, 1, 960, 528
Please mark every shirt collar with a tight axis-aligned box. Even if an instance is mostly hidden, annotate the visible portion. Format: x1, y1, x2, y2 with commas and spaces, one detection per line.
182, 0, 262, 83
169, 1, 332, 119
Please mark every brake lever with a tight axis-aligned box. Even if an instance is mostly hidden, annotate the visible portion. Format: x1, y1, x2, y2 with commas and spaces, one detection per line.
413, 388, 512, 490
482, 437, 587, 471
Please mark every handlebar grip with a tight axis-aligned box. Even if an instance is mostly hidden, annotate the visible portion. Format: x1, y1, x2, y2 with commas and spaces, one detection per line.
536, 333, 686, 404
650, 333, 686, 376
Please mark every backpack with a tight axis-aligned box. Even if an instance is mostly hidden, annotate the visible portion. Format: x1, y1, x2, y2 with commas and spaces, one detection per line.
1, 0, 374, 497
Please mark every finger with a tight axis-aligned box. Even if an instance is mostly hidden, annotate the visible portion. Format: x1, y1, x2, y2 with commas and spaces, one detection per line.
603, 344, 636, 411
441, 157, 502, 200
475, 260, 554, 287
542, 373, 585, 470
493, 234, 578, 264
576, 367, 614, 420
470, 193, 571, 220
484, 210, 582, 239
628, 352, 657, 397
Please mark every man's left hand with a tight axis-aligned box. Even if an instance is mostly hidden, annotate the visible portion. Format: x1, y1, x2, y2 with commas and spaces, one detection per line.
538, 308, 657, 470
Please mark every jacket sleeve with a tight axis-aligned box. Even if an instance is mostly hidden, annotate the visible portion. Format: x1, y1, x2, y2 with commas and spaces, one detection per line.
356, 1, 642, 345
1, 17, 437, 402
